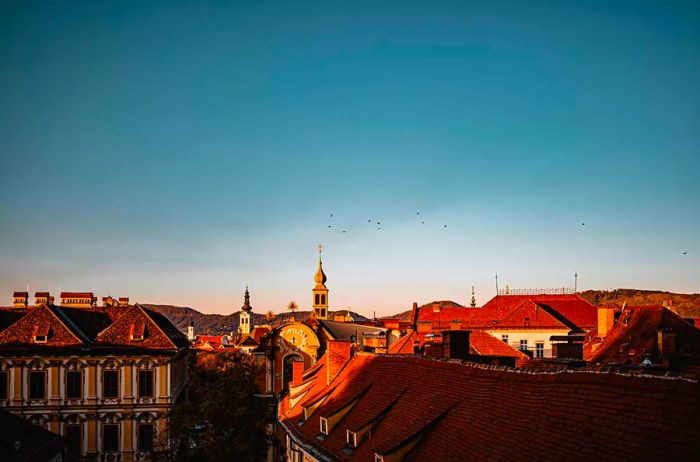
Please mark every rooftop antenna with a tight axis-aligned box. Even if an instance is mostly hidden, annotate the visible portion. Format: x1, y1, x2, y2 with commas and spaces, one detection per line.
495, 273, 499, 295
574, 271, 578, 292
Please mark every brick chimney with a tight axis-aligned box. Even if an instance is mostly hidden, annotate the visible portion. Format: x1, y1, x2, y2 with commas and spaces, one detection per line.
442, 330, 470, 360
292, 359, 305, 386
13, 291, 28, 308
34, 292, 53, 306
326, 340, 351, 385
657, 329, 676, 356
411, 302, 419, 329
597, 306, 615, 338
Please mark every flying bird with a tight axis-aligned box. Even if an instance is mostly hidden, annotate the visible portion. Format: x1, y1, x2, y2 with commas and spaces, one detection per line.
683, 251, 687, 255
581, 223, 586, 226
330, 213, 333, 217
421, 221, 425, 224
328, 225, 331, 228
342, 230, 346, 233
416, 212, 420, 215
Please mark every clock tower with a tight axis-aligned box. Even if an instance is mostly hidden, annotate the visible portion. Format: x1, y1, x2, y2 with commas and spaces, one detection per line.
312, 244, 329, 320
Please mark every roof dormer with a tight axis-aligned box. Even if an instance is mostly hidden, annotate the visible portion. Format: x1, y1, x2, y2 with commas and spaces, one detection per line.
13, 291, 28, 308
32, 324, 51, 343
129, 323, 147, 342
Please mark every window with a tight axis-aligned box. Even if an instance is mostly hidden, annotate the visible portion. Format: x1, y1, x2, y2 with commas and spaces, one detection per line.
519, 339, 528, 351
0, 371, 7, 399
347, 430, 357, 448
138, 370, 154, 398
319, 417, 328, 435
535, 342, 545, 358
320, 294, 326, 305
103, 423, 119, 452
66, 425, 82, 458
34, 335, 47, 343
103, 370, 119, 398
29, 371, 45, 399
138, 423, 154, 452
315, 294, 320, 305
66, 371, 82, 399
501, 334, 509, 344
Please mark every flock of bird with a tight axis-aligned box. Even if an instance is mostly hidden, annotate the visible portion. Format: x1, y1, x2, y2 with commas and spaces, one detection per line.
323, 213, 689, 256
326, 211, 449, 234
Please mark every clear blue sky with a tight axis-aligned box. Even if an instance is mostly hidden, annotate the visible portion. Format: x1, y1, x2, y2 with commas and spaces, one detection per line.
1, 1, 698, 315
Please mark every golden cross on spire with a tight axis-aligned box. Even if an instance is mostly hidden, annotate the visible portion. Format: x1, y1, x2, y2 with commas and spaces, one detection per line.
318, 243, 323, 259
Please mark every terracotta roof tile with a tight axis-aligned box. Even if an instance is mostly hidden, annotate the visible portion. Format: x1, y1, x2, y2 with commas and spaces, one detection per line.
280, 354, 700, 461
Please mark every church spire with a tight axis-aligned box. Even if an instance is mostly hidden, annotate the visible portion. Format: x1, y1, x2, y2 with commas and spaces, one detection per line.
312, 244, 329, 320
239, 286, 252, 335
470, 286, 477, 308
242, 285, 252, 313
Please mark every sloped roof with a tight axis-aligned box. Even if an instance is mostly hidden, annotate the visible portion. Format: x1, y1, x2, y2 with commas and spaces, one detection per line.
320, 319, 387, 341
280, 353, 700, 461
388, 329, 527, 360
0, 303, 188, 354
0, 409, 65, 461
588, 306, 700, 364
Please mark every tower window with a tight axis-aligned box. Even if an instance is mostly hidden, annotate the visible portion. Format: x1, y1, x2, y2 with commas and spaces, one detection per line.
321, 294, 326, 305
315, 294, 320, 305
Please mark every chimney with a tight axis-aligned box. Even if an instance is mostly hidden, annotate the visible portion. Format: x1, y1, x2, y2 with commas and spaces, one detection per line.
292, 359, 305, 386
432, 302, 441, 313
668, 299, 673, 308
657, 329, 676, 356
442, 330, 470, 360
34, 292, 52, 306
450, 320, 462, 331
118, 297, 129, 307
13, 291, 28, 308
597, 306, 615, 338
326, 340, 351, 385
412, 339, 421, 354
411, 302, 419, 329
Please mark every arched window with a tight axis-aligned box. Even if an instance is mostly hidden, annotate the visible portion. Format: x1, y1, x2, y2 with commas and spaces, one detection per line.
315, 294, 320, 305
320, 294, 326, 305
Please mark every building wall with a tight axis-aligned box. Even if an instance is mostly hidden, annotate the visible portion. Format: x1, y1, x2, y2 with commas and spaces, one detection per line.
0, 351, 189, 461
486, 329, 568, 358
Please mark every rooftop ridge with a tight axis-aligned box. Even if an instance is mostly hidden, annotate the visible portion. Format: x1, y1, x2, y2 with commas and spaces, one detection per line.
359, 352, 699, 383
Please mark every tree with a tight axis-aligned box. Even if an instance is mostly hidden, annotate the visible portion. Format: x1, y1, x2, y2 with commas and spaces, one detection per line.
167, 352, 270, 462
265, 310, 276, 324
287, 301, 298, 314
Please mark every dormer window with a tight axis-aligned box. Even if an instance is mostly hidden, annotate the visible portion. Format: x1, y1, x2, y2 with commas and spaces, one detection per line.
33, 325, 50, 343
130, 324, 146, 342
320, 417, 328, 435
347, 430, 357, 448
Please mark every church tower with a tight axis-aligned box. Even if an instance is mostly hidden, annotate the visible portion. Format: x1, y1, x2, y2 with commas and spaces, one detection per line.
312, 245, 329, 320
187, 316, 195, 341
239, 286, 253, 335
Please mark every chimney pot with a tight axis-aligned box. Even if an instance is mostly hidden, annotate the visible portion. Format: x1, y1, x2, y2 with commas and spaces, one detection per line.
442, 330, 471, 360
326, 340, 351, 385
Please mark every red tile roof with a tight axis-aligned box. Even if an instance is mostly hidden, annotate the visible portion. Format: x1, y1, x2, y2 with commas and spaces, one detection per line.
587, 306, 700, 365
0, 303, 188, 354
414, 294, 597, 332
389, 329, 527, 361
280, 353, 700, 461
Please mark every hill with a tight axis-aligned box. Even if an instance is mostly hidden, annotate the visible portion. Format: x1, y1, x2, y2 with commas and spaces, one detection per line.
383, 292, 700, 320
578, 289, 700, 318
143, 304, 370, 335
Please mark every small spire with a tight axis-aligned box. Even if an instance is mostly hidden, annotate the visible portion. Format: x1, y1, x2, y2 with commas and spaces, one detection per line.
241, 286, 252, 312
471, 286, 476, 308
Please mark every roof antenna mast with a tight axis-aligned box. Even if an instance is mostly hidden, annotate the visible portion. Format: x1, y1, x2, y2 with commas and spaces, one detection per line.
495, 273, 499, 295
574, 271, 578, 293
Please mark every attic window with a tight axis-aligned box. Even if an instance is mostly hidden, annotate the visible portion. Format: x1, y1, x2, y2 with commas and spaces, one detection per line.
320, 417, 328, 435
347, 428, 370, 448
33, 325, 50, 343
130, 324, 146, 342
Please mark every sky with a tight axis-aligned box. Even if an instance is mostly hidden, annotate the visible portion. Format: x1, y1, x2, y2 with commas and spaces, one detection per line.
1, 1, 699, 316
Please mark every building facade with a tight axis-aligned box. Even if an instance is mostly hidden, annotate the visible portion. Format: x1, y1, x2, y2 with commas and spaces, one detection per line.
0, 293, 190, 461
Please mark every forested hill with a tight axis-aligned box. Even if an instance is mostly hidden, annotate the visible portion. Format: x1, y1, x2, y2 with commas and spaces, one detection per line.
382, 291, 700, 320
578, 289, 700, 318
143, 304, 369, 335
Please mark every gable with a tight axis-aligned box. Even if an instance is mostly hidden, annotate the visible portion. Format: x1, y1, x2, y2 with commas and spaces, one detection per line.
0, 305, 83, 347
96, 304, 177, 350
496, 300, 571, 330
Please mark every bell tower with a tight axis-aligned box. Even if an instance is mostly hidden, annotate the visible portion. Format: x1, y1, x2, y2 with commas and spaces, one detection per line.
239, 286, 253, 335
312, 244, 329, 320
